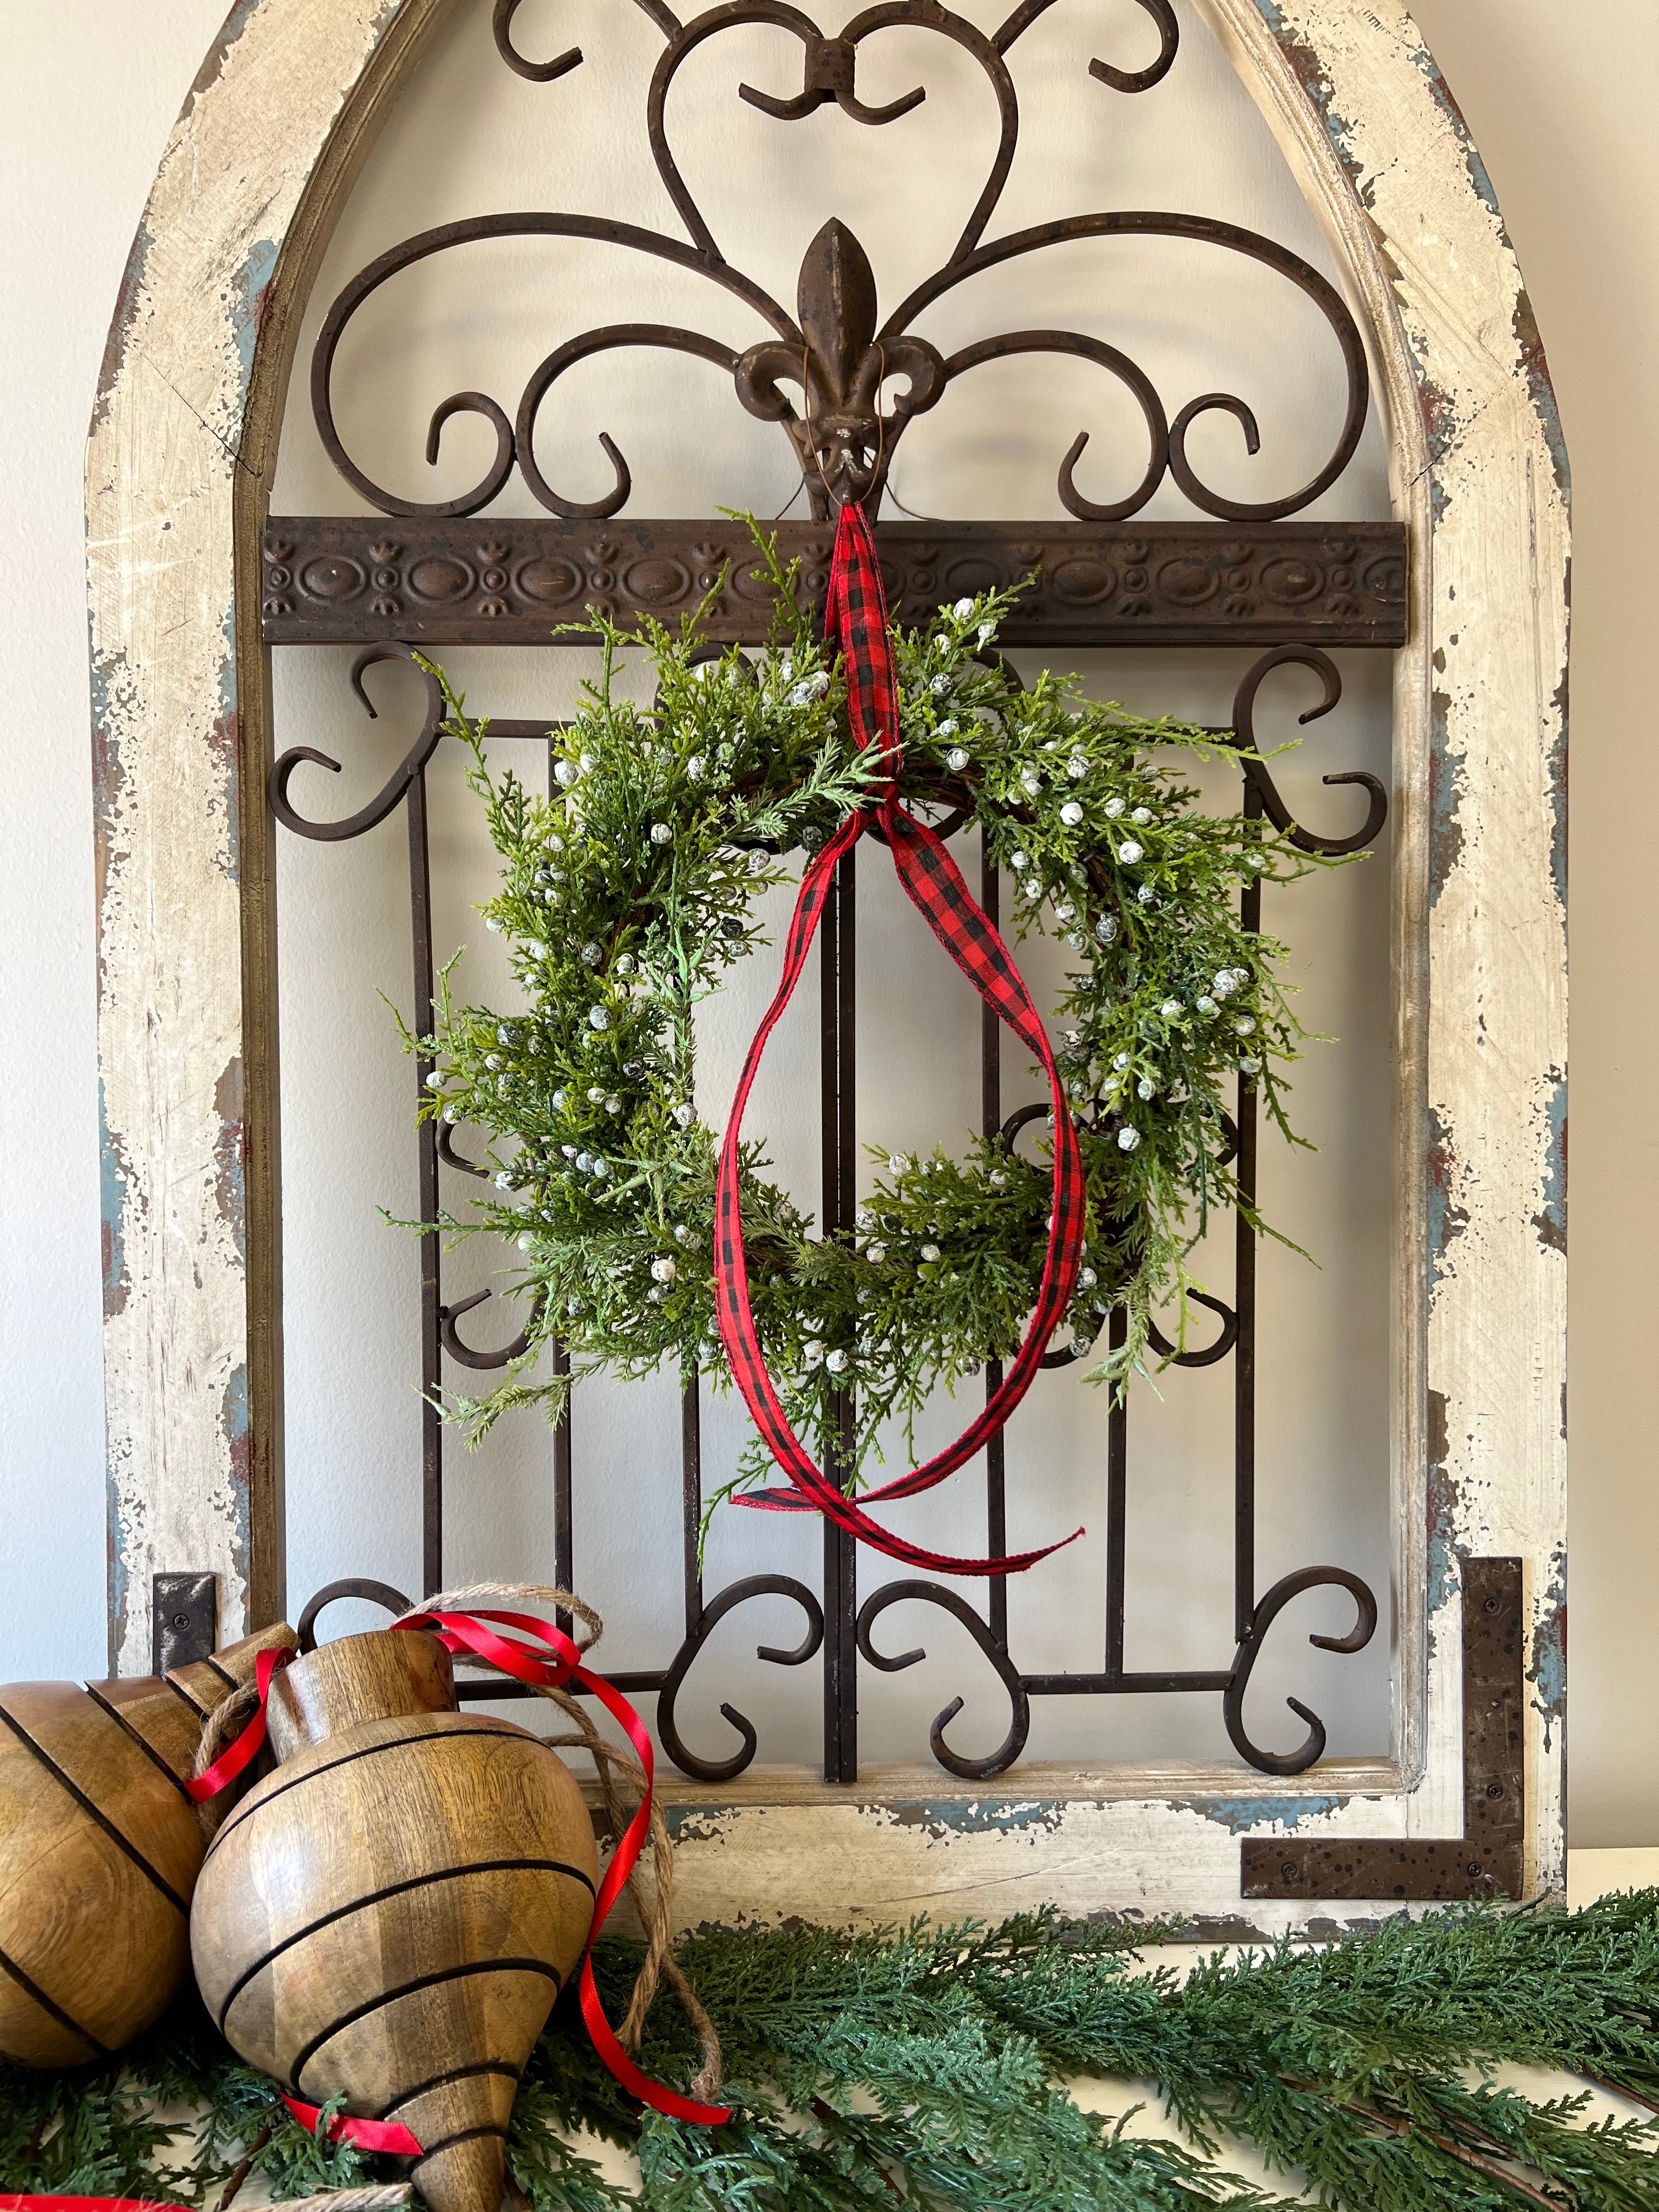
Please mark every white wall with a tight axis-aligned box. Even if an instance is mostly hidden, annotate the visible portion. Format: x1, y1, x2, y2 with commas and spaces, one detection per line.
1, 0, 1654, 1835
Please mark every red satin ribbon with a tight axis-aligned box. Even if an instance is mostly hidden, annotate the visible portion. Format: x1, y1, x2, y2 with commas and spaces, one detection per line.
183, 1644, 293, 1804
393, 1610, 732, 2128
282, 2095, 422, 2155
0, 2200, 190, 2211
0, 2096, 419, 2197
714, 500, 1087, 1577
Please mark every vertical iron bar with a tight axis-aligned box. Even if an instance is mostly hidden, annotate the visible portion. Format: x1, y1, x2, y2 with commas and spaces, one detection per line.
408, 763, 443, 1600
1235, 780, 1263, 1646
551, 1335, 572, 1638
821, 847, 858, 1783
1104, 1305, 1128, 1677
547, 733, 574, 1642
682, 1368, 704, 1638
981, 830, 1008, 1646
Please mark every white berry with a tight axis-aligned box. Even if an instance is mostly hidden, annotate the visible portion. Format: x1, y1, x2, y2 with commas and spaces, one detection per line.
651, 823, 672, 845
1117, 840, 1143, 866
825, 1347, 849, 1373
651, 1256, 677, 1283
1060, 802, 1084, 827
1118, 1126, 1141, 1152
920, 1243, 941, 1262
946, 747, 970, 772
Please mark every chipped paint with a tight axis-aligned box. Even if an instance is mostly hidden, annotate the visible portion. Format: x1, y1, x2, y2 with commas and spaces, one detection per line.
98, 1083, 133, 1323
229, 237, 280, 387
1424, 1109, 1469, 1289
1427, 689, 1464, 906
1423, 1386, 1459, 1627
1532, 1073, 1567, 1256
89, 0, 431, 1677
1175, 1796, 1341, 1833
1530, 1548, 1566, 1753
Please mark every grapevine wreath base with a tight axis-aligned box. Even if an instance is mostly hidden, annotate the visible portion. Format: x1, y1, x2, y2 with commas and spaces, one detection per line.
410, 529, 1343, 1509
6, 1897, 1659, 2212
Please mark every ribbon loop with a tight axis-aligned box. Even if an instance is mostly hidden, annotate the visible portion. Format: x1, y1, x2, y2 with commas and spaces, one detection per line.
393, 1611, 732, 2129
713, 503, 1087, 1576
185, 1645, 294, 1804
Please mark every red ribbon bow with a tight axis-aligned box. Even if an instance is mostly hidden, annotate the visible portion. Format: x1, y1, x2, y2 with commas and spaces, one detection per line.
187, 1613, 731, 2138
714, 501, 1087, 1577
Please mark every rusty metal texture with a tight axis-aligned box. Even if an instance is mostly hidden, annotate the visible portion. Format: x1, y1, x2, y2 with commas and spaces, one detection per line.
152, 1572, 219, 1674
261, 517, 1407, 648
1240, 1558, 1525, 1900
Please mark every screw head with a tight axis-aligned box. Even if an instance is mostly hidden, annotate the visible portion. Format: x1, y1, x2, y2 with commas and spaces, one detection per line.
1486, 1782, 1505, 1799
1485, 1595, 1503, 1613
1280, 1860, 1301, 1882
171, 1611, 191, 1630
1467, 1861, 1486, 1879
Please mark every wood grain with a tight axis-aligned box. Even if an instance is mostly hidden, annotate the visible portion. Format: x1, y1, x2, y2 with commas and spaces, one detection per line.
192, 1631, 598, 2212
0, 1622, 297, 2067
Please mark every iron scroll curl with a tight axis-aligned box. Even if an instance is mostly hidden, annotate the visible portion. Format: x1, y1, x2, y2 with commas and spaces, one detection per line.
309, 0, 1371, 526
656, 1577, 826, 1781
857, 1581, 1031, 1779
1222, 1567, 1378, 1775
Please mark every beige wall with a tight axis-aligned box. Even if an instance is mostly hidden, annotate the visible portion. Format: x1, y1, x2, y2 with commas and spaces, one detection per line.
0, 0, 1653, 1838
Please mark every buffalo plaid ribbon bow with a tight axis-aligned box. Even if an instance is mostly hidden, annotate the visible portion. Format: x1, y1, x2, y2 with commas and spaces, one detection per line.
714, 500, 1087, 1576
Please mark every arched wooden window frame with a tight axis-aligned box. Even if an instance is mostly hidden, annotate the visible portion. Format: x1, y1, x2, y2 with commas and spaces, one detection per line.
87, 0, 1568, 1929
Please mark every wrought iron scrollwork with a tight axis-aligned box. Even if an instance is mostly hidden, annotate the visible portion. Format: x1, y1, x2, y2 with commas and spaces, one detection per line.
273, 2, 1398, 1786
656, 1576, 826, 1780
1222, 1566, 1378, 1775
1229, 645, 1389, 855
858, 1580, 1030, 1779
311, 0, 1369, 524
269, 645, 444, 840
439, 1285, 542, 1370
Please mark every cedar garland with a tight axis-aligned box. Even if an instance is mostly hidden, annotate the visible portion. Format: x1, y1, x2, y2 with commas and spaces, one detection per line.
7, 1895, 1659, 2210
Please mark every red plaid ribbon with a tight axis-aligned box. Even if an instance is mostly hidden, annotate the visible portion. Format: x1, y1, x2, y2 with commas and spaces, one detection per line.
715, 502, 1086, 1577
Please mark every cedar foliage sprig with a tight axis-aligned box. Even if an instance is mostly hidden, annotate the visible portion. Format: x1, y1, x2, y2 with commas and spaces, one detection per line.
6, 1899, 1659, 2209
398, 522, 1345, 1489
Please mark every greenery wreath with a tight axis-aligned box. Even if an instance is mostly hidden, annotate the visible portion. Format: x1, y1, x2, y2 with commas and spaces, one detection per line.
408, 528, 1340, 1497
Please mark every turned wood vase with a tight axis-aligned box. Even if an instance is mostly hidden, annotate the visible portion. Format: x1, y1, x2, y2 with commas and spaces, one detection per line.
0, 1621, 298, 2067
190, 1629, 599, 2212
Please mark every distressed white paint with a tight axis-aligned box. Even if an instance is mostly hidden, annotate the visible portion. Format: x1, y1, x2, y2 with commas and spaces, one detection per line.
91, 0, 1566, 1920
88, 0, 413, 1674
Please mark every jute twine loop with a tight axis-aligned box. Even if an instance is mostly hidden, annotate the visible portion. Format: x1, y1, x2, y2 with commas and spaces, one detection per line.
193, 1684, 259, 1843
396, 1583, 723, 2106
